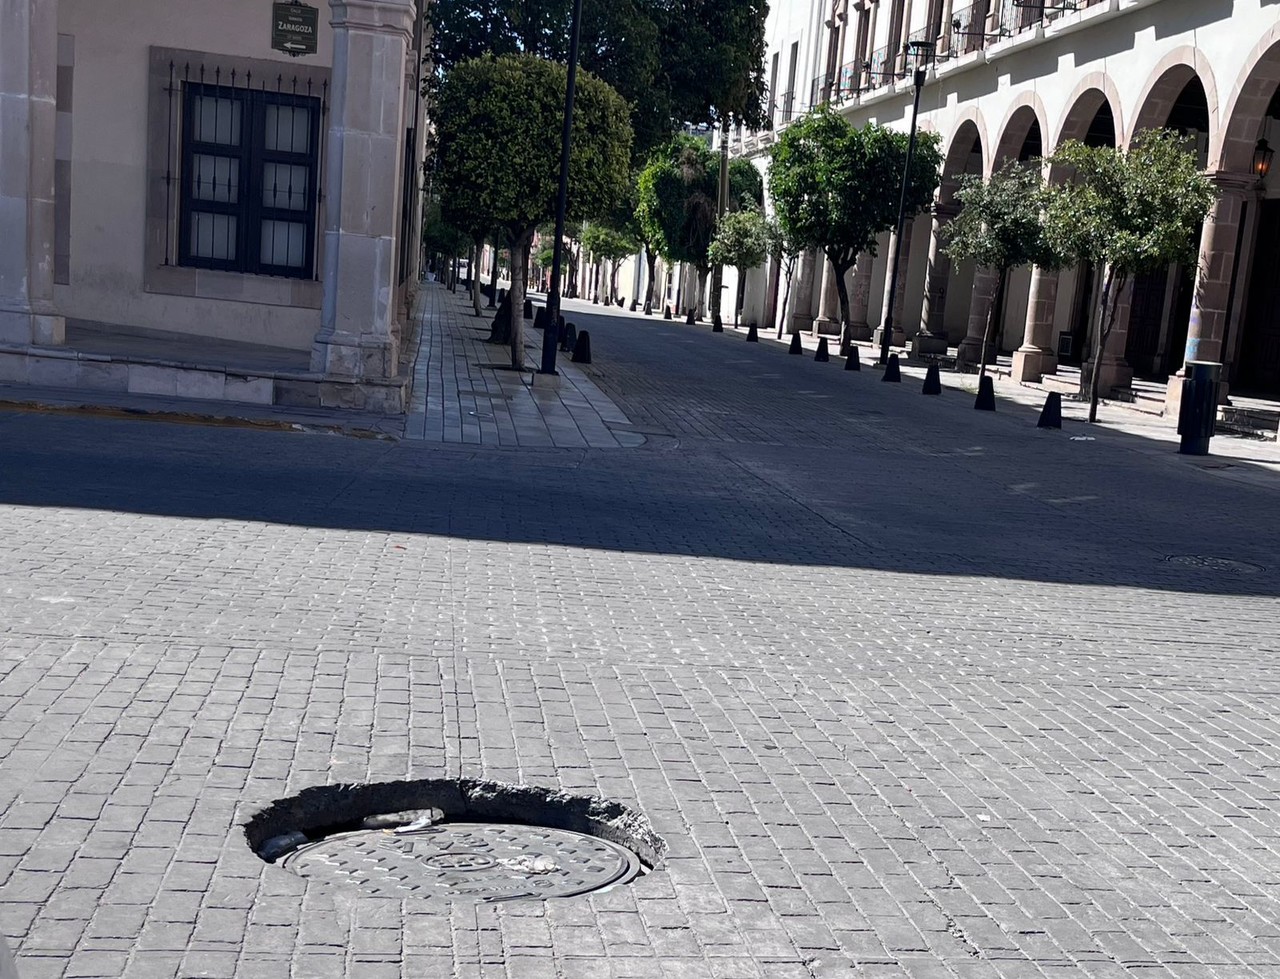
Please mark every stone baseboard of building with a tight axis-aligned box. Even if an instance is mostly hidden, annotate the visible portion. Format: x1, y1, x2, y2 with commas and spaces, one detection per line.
0, 343, 408, 414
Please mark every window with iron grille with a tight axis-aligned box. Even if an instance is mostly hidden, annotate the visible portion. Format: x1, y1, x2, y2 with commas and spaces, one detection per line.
179, 82, 321, 279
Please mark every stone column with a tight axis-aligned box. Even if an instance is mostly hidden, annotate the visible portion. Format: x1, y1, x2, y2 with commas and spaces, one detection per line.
912, 204, 958, 356
956, 267, 999, 369
0, 0, 64, 347
1012, 266, 1061, 381
845, 256, 874, 340
1165, 172, 1253, 412
873, 223, 914, 351
812, 257, 841, 336
787, 248, 820, 334
312, 0, 416, 388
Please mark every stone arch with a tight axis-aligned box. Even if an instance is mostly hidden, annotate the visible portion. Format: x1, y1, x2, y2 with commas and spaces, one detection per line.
1130, 48, 1219, 152
1217, 26, 1280, 172
993, 96, 1048, 169
1054, 73, 1125, 150
940, 116, 987, 202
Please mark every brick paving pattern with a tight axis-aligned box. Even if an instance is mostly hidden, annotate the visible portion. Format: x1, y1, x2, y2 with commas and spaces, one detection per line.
1, 293, 1279, 978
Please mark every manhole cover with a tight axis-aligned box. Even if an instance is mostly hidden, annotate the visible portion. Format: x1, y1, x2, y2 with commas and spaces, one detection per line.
281, 822, 640, 902
1165, 555, 1265, 574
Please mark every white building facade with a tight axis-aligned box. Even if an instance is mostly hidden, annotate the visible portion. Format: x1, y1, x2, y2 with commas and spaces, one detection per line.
726, 0, 1280, 407
0, 0, 429, 411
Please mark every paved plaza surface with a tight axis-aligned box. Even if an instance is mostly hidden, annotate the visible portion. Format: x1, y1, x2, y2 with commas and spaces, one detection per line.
2, 286, 1280, 978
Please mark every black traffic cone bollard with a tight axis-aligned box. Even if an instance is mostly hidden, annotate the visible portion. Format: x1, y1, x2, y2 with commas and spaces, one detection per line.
746, 323, 759, 342
685, 309, 696, 325
974, 374, 996, 411
922, 363, 942, 395
788, 332, 803, 355
571, 330, 592, 364
630, 300, 638, 311
712, 314, 723, 333
815, 338, 830, 362
664, 305, 672, 320
644, 300, 652, 316
533, 306, 547, 331
523, 299, 533, 319
839, 334, 851, 357
882, 353, 901, 382
561, 322, 577, 353
845, 347, 861, 371
1037, 391, 1063, 428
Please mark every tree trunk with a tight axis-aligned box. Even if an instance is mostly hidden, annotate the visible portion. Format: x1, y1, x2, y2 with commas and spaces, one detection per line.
471, 242, 482, 315
488, 236, 499, 307
1087, 265, 1121, 424
777, 256, 796, 338
696, 267, 709, 318
610, 261, 620, 304
832, 258, 852, 328
646, 249, 658, 308
509, 233, 531, 371
735, 272, 746, 328
567, 245, 579, 298
978, 267, 1007, 382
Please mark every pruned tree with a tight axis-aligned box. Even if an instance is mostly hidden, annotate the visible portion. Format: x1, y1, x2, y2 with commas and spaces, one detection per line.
637, 134, 763, 317
422, 199, 469, 288
1044, 129, 1217, 422
708, 206, 771, 326
944, 160, 1061, 380
436, 54, 632, 368
768, 107, 942, 338
581, 224, 638, 304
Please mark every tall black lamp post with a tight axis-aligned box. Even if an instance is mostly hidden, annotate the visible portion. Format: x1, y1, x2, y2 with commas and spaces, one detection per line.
878, 39, 935, 366
540, 0, 584, 375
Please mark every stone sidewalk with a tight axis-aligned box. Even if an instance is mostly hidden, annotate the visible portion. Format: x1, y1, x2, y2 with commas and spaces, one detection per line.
403, 284, 638, 449
1, 297, 1279, 978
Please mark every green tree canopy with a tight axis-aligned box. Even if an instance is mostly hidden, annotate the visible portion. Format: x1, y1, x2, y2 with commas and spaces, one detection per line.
708, 206, 771, 274
1043, 128, 1216, 420
581, 223, 639, 301
428, 0, 769, 160
944, 160, 1060, 377
768, 107, 942, 328
436, 53, 632, 366
636, 135, 762, 313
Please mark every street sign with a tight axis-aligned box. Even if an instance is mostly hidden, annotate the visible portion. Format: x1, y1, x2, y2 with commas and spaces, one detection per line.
271, 2, 319, 57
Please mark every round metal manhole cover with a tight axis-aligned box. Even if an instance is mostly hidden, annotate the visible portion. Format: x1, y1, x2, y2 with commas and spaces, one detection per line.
280, 823, 641, 902
1165, 555, 1265, 574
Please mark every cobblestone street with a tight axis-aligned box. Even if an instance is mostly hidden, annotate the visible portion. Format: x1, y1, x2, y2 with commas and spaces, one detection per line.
2, 286, 1279, 978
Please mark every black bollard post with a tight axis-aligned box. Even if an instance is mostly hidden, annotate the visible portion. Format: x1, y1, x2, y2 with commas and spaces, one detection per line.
1037, 391, 1063, 429
974, 374, 996, 411
839, 335, 851, 357
571, 330, 592, 364
712, 314, 723, 333
815, 338, 830, 362
845, 347, 861, 371
882, 353, 901, 382
922, 363, 942, 395
644, 300, 652, 316
630, 300, 638, 311
663, 305, 672, 320
561, 322, 577, 353
523, 299, 533, 319
533, 306, 548, 331
685, 309, 696, 325
746, 323, 759, 342
788, 333, 803, 355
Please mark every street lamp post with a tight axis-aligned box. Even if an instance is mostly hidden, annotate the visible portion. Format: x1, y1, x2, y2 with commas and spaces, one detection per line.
540, 0, 584, 375
878, 39, 935, 366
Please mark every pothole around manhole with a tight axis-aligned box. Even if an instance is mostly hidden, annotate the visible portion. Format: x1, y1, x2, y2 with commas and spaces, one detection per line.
243, 778, 664, 904
1164, 554, 1265, 574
